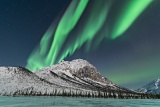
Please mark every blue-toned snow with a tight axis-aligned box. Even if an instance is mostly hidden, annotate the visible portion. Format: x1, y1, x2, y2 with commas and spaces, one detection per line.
0, 96, 160, 107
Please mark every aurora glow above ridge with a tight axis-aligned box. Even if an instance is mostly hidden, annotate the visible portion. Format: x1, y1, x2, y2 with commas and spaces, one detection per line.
1, 0, 160, 89
26, 0, 88, 70
26, 0, 153, 71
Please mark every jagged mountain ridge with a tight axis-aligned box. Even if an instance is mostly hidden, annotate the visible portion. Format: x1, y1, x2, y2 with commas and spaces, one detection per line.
35, 59, 131, 92
0, 59, 157, 98
137, 79, 160, 94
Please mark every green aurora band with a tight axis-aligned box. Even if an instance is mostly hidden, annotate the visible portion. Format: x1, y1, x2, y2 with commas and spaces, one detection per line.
57, 0, 112, 63
111, 0, 153, 39
26, 0, 153, 71
46, 0, 89, 65
26, 0, 89, 70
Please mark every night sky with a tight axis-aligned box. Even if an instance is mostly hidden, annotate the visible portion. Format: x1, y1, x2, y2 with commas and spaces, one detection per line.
0, 0, 160, 89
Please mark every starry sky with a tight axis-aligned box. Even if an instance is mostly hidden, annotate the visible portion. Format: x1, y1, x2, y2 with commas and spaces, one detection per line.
0, 0, 160, 89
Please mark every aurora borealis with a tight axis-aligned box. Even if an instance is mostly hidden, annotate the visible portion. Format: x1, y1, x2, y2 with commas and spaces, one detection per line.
26, 0, 152, 70
111, 0, 153, 39
0, 0, 160, 89
26, 0, 89, 70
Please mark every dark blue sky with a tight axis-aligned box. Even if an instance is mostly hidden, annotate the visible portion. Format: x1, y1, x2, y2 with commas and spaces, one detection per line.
0, 0, 71, 67
0, 0, 160, 89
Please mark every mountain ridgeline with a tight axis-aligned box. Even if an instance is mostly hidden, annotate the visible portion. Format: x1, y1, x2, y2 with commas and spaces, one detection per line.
0, 59, 159, 98
137, 79, 160, 94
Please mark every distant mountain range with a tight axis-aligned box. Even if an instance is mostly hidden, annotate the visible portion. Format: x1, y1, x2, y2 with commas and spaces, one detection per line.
137, 79, 160, 94
0, 59, 159, 98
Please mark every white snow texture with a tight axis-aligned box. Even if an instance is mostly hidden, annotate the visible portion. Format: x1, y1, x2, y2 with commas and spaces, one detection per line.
0, 59, 135, 97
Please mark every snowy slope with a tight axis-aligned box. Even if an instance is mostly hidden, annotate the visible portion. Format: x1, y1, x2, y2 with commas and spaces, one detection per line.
0, 67, 58, 95
0, 67, 92, 96
137, 79, 160, 94
0, 59, 150, 98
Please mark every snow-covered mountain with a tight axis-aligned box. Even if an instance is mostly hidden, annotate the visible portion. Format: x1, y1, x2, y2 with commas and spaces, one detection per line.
35, 59, 132, 92
137, 79, 160, 94
0, 67, 67, 96
0, 59, 157, 98
0, 66, 102, 96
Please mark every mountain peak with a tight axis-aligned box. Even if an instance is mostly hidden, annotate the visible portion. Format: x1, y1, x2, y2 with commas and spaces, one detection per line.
0, 59, 155, 98
58, 59, 96, 71
36, 59, 112, 86
137, 78, 160, 94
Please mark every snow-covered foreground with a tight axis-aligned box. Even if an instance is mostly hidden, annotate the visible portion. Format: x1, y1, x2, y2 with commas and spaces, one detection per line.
0, 59, 159, 98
